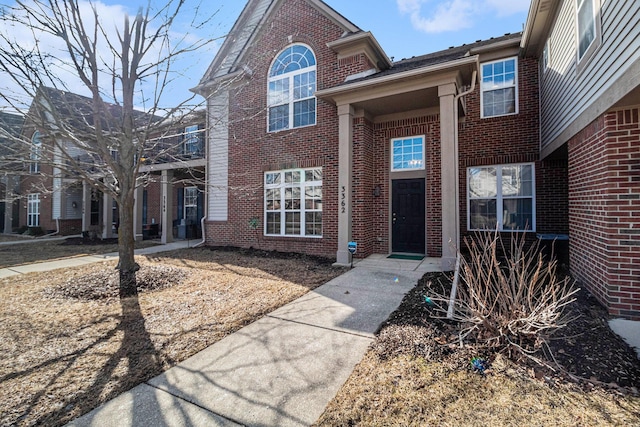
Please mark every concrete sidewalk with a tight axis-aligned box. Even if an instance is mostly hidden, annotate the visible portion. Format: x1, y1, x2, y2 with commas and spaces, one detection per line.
67, 258, 441, 427
0, 240, 194, 279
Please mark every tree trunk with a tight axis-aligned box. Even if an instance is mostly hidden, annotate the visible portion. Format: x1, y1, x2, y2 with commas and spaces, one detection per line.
117, 191, 139, 297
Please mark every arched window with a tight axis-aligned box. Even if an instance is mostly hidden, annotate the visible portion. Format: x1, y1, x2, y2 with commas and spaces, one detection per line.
268, 44, 316, 132
30, 131, 41, 173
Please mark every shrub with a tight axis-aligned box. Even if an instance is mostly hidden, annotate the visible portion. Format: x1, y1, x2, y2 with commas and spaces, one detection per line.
432, 229, 578, 355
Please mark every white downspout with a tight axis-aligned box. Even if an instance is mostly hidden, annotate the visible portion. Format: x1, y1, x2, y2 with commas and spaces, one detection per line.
194, 113, 209, 248
447, 69, 477, 319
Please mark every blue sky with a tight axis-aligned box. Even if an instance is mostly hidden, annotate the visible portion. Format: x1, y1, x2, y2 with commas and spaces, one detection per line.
158, 0, 532, 105
0, 0, 531, 110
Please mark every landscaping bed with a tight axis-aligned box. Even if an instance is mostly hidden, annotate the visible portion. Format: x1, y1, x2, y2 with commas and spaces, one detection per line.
315, 272, 640, 426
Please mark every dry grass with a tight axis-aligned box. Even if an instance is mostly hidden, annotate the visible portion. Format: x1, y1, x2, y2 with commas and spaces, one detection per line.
0, 238, 158, 268
0, 234, 33, 243
0, 247, 346, 427
316, 352, 640, 426
315, 272, 640, 427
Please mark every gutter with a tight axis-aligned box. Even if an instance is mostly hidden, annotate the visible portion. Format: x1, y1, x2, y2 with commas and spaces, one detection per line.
447, 68, 477, 319
316, 55, 479, 101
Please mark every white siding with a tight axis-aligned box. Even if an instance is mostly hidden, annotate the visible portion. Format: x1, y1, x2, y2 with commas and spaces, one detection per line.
540, 0, 640, 150
208, 90, 229, 221
213, 0, 272, 79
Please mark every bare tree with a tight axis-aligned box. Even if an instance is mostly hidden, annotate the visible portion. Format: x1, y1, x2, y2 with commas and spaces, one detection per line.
0, 0, 215, 294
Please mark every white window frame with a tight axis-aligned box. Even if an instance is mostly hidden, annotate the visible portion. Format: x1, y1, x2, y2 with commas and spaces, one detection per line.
264, 167, 322, 238
467, 163, 536, 232
542, 39, 550, 72
480, 57, 519, 118
27, 193, 40, 227
30, 131, 41, 173
183, 125, 201, 155
267, 44, 317, 132
577, 0, 597, 61
184, 186, 198, 224
390, 136, 425, 172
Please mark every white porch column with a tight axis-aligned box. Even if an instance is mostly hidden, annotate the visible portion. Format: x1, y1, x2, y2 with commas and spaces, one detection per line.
102, 191, 114, 239
161, 170, 174, 244
439, 83, 459, 270
81, 181, 91, 231
335, 104, 354, 266
133, 184, 144, 242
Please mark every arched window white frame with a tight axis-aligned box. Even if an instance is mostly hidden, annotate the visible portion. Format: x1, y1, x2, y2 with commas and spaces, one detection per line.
267, 44, 316, 132
30, 131, 42, 173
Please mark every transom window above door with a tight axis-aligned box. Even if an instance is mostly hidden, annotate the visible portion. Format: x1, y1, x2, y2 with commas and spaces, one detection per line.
391, 136, 425, 171
268, 44, 317, 132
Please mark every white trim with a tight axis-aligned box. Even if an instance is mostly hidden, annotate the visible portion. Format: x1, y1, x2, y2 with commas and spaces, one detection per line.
27, 193, 40, 227
267, 44, 317, 132
264, 167, 323, 238
467, 163, 536, 232
480, 56, 519, 119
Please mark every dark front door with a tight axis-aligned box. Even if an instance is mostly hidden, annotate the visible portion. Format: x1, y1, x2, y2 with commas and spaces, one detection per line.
392, 179, 425, 253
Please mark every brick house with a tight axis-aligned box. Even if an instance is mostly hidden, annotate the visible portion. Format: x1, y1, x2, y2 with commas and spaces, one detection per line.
195, 0, 638, 319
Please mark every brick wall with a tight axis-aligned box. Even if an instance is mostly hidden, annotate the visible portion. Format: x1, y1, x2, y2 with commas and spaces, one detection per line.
373, 115, 442, 257
568, 106, 640, 320
205, 0, 354, 258
457, 56, 567, 250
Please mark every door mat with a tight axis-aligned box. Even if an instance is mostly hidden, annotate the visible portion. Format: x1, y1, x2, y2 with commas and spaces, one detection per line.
387, 254, 425, 260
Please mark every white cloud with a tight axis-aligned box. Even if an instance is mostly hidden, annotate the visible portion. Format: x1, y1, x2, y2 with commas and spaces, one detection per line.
397, 0, 529, 34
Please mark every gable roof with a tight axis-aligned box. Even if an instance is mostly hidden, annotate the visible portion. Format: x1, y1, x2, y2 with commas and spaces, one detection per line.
194, 0, 361, 92
31, 86, 159, 133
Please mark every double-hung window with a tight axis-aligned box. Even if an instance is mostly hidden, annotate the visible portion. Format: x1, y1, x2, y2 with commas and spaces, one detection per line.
265, 167, 322, 237
268, 44, 316, 132
27, 193, 40, 227
468, 163, 535, 231
481, 57, 518, 118
184, 125, 201, 155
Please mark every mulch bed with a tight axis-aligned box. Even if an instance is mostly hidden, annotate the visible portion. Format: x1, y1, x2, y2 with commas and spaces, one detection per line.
376, 272, 640, 393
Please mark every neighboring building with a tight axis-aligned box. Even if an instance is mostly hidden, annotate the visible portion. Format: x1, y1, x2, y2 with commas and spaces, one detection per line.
0, 111, 25, 233
14, 87, 206, 241
195, 0, 639, 320
137, 109, 206, 242
521, 0, 640, 319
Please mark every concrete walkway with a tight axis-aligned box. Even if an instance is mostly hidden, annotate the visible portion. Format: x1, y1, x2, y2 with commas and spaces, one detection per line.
4, 241, 637, 426
65, 256, 441, 427
0, 240, 195, 279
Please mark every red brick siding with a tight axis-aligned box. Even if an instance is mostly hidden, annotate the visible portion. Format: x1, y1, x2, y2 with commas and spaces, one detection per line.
373, 115, 442, 257
352, 116, 377, 258
568, 107, 640, 320
204, 0, 349, 258
457, 56, 565, 249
